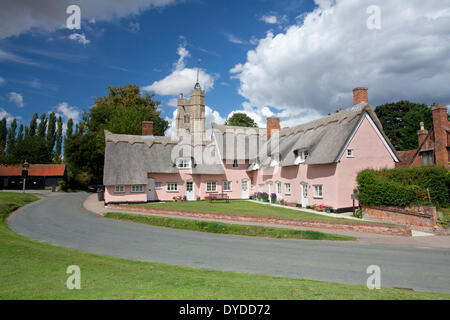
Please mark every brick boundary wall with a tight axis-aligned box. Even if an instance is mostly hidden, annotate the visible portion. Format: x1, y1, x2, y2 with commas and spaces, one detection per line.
107, 204, 412, 236
362, 205, 437, 232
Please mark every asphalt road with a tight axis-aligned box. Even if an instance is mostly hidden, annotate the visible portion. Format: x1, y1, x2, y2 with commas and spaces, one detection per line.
8, 193, 450, 293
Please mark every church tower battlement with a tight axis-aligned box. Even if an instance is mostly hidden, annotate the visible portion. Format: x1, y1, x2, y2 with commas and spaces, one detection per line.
175, 81, 206, 139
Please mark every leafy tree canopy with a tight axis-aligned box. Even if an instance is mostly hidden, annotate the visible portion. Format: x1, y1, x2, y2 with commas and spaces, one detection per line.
224, 112, 258, 128
374, 100, 432, 151
64, 84, 168, 187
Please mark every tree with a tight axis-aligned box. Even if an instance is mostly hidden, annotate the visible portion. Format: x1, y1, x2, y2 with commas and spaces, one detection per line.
224, 112, 258, 128
0, 118, 7, 153
374, 101, 432, 150
6, 119, 17, 154
47, 112, 57, 154
63, 84, 168, 187
37, 113, 47, 138
29, 113, 38, 137
55, 116, 63, 162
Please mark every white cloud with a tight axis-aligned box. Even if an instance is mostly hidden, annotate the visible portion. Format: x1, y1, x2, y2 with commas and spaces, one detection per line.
8, 92, 24, 108
231, 0, 450, 125
261, 15, 278, 24
0, 108, 20, 122
56, 102, 80, 123
0, 76, 4, 85
69, 33, 90, 45
223, 32, 248, 45
143, 45, 215, 95
0, 0, 178, 40
128, 21, 140, 33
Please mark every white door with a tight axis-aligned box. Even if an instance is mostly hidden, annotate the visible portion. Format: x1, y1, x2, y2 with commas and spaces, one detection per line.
268, 182, 273, 195
276, 181, 282, 200
186, 180, 194, 201
241, 179, 249, 199
147, 178, 155, 201
301, 182, 308, 207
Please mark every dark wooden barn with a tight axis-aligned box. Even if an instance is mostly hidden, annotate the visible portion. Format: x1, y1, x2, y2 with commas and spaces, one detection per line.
0, 164, 66, 190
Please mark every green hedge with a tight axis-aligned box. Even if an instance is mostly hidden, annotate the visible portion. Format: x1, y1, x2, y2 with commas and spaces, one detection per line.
356, 166, 449, 208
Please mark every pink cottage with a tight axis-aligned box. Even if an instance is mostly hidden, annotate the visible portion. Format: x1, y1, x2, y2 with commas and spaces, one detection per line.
103, 84, 399, 212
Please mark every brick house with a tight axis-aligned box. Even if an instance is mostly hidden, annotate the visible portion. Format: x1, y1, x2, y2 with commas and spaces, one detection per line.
103, 84, 400, 211
397, 104, 449, 168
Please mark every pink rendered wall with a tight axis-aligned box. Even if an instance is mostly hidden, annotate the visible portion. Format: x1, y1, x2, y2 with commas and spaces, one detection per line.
105, 185, 147, 203
336, 116, 396, 208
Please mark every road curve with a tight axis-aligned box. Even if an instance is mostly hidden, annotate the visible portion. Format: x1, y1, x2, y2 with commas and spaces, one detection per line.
8, 193, 450, 293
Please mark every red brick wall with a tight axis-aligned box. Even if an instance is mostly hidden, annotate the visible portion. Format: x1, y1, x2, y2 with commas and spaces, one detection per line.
108, 204, 412, 236
432, 105, 449, 167
362, 205, 437, 232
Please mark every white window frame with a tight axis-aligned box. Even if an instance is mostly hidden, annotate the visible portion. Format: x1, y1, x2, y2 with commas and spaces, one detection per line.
276, 181, 282, 194
313, 185, 323, 198
223, 181, 232, 192
131, 185, 144, 193
114, 185, 125, 193
206, 181, 217, 193
155, 182, 162, 189
232, 159, 239, 168
167, 183, 178, 192
176, 158, 192, 169
347, 149, 354, 158
285, 183, 291, 195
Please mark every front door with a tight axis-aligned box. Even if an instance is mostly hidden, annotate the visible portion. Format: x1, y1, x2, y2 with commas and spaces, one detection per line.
241, 179, 249, 199
186, 180, 194, 201
301, 182, 308, 207
147, 178, 155, 201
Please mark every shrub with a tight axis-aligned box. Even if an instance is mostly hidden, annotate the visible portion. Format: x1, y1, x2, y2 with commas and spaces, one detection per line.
357, 166, 449, 208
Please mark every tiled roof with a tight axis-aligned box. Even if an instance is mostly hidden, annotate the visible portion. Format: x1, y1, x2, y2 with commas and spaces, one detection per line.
0, 164, 66, 177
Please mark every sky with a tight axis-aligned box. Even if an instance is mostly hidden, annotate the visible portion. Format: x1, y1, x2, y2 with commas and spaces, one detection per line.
0, 0, 449, 135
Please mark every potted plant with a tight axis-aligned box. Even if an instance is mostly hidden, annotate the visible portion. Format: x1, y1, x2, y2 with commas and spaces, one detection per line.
270, 193, 277, 204
196, 196, 201, 201
182, 195, 187, 202
262, 192, 269, 202
280, 199, 284, 205
172, 196, 177, 202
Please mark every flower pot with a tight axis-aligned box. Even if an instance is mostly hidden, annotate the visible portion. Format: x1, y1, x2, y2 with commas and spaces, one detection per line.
326, 208, 331, 213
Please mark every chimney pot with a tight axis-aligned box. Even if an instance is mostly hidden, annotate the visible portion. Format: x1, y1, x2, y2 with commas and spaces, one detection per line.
352, 87, 368, 105
142, 121, 153, 136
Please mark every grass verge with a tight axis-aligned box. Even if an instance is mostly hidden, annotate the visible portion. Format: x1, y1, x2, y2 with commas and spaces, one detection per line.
105, 212, 356, 241
135, 200, 391, 225
1, 192, 449, 299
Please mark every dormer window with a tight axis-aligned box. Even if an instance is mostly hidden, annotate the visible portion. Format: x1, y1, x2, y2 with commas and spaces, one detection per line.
347, 149, 354, 158
184, 116, 190, 124
294, 150, 309, 164
232, 159, 239, 168
176, 158, 192, 169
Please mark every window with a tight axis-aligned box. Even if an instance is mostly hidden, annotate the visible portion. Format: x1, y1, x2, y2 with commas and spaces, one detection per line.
155, 182, 162, 189
232, 159, 239, 168
131, 185, 144, 193
420, 151, 434, 166
206, 181, 217, 192
285, 183, 291, 195
314, 185, 323, 198
176, 158, 191, 169
223, 181, 232, 191
184, 116, 190, 124
259, 184, 264, 192
347, 149, 354, 158
276, 181, 281, 194
114, 185, 124, 193
295, 150, 309, 164
167, 183, 178, 192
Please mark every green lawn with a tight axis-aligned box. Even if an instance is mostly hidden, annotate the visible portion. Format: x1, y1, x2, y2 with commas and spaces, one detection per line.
135, 200, 387, 225
1, 192, 449, 299
105, 212, 356, 241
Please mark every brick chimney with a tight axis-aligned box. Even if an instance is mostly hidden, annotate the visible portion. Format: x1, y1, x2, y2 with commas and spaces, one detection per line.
353, 87, 368, 105
142, 121, 153, 136
432, 104, 449, 167
267, 117, 280, 140
417, 122, 428, 148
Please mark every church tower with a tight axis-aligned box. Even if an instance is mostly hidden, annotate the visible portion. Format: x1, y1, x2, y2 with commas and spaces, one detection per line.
175, 81, 206, 139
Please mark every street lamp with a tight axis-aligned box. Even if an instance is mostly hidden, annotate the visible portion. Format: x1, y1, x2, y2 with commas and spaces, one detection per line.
22, 160, 29, 193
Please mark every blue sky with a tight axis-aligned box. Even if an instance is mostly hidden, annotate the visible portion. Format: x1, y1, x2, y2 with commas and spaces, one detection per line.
0, 0, 449, 133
